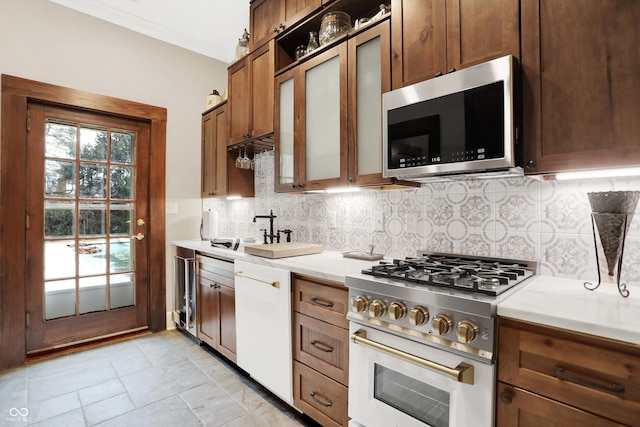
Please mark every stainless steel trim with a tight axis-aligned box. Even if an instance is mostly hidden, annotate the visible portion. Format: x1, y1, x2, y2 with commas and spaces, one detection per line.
351, 329, 475, 384
383, 55, 516, 180
235, 271, 280, 288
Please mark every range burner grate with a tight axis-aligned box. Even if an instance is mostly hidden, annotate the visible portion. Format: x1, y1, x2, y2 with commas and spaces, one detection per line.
362, 254, 534, 296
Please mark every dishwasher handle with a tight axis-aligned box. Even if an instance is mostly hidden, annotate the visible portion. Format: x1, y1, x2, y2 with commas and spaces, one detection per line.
235, 271, 280, 288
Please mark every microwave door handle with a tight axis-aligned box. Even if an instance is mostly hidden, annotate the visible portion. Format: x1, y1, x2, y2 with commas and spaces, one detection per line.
351, 329, 474, 384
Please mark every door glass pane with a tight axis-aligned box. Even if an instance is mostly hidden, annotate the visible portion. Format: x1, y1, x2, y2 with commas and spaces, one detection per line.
110, 166, 134, 199
42, 118, 138, 320
78, 239, 107, 276
80, 126, 108, 161
79, 202, 107, 236
279, 77, 295, 185
374, 364, 450, 427
110, 202, 134, 235
306, 55, 341, 181
79, 276, 107, 314
45, 121, 77, 159
45, 201, 75, 238
45, 160, 76, 197
111, 130, 135, 164
79, 163, 107, 198
110, 238, 133, 273
356, 36, 382, 175
111, 273, 134, 309
45, 240, 76, 280
45, 279, 76, 320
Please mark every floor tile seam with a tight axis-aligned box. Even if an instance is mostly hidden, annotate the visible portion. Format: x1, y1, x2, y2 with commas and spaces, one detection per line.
177, 390, 209, 426
82, 391, 135, 427
30, 390, 84, 426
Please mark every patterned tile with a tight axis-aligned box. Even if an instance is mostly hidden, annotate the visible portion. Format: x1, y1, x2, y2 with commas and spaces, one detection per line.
208, 157, 640, 280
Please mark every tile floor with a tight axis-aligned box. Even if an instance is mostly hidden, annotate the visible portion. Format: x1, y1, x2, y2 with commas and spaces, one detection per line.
0, 330, 319, 426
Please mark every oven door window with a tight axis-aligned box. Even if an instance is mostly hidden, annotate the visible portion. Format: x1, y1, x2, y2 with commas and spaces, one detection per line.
374, 364, 450, 427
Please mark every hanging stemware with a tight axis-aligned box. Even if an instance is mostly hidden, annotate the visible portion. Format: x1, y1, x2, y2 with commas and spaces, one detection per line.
235, 149, 242, 168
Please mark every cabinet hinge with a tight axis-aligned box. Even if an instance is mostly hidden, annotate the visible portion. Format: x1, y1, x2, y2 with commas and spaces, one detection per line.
26, 312, 30, 327
26, 117, 31, 131
26, 213, 30, 229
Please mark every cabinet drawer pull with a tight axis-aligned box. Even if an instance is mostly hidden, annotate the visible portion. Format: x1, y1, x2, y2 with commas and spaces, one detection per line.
310, 340, 333, 353
309, 392, 332, 407
553, 366, 625, 395
311, 297, 334, 308
235, 271, 280, 288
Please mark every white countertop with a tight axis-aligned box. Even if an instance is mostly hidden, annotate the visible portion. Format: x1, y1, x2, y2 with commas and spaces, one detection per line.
172, 239, 384, 284
498, 275, 640, 346
173, 240, 640, 346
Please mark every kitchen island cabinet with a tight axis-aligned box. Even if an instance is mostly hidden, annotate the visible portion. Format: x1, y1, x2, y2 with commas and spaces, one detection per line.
292, 274, 349, 427
390, 0, 520, 89
521, 0, 640, 175
197, 255, 237, 363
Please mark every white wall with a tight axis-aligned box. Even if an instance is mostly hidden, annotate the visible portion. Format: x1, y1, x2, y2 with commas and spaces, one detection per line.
0, 0, 230, 320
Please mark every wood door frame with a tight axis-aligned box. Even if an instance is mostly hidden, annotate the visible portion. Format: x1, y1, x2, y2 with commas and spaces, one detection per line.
0, 74, 167, 370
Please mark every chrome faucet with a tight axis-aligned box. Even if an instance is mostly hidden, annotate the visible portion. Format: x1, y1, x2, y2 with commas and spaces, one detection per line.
253, 210, 277, 244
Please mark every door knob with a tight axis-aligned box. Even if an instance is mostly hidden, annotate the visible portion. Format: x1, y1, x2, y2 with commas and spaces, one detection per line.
137, 218, 145, 226
131, 233, 145, 241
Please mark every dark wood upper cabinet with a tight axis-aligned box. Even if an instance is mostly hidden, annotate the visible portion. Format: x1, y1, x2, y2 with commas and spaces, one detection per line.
227, 41, 275, 147
202, 103, 254, 198
391, 0, 519, 89
521, 0, 640, 175
250, 0, 323, 51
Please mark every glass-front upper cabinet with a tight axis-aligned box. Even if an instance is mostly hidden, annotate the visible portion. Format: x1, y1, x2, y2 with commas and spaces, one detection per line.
274, 68, 300, 192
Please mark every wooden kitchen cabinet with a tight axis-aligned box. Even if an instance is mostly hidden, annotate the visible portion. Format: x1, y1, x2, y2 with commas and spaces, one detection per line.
275, 19, 406, 192
197, 257, 236, 363
227, 41, 275, 146
497, 318, 640, 427
520, 0, 640, 175
390, 0, 520, 89
292, 274, 349, 427
201, 103, 253, 198
249, 0, 322, 51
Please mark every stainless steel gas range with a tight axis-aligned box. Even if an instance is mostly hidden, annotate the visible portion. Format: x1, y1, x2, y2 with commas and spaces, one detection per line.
345, 252, 537, 427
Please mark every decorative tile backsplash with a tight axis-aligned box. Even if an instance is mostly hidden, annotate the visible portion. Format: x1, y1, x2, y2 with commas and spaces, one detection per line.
204, 151, 640, 285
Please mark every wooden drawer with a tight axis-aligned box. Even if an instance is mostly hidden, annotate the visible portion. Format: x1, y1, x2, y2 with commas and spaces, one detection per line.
498, 318, 640, 426
497, 382, 626, 427
294, 312, 348, 386
293, 275, 348, 329
293, 360, 348, 427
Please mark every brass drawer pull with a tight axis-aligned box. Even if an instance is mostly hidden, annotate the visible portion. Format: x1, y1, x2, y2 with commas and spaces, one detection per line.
553, 366, 625, 395
309, 392, 332, 407
352, 329, 474, 384
311, 297, 334, 308
310, 340, 333, 353
235, 271, 279, 288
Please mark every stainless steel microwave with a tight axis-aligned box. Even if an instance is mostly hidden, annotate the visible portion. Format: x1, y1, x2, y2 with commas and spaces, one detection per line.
382, 55, 520, 181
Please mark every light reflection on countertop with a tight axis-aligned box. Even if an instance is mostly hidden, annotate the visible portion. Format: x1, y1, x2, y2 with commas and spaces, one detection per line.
172, 239, 384, 284
498, 275, 640, 346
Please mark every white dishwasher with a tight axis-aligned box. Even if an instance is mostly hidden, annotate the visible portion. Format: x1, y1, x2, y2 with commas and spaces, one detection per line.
234, 260, 293, 405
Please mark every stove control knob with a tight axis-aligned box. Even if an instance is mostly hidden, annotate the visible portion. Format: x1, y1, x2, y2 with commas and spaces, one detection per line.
456, 320, 479, 343
409, 306, 429, 326
352, 296, 370, 313
369, 300, 387, 318
431, 314, 452, 335
389, 302, 407, 320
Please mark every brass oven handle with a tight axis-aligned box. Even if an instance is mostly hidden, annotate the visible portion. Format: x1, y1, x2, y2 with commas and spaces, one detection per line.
553, 366, 625, 395
311, 297, 334, 308
310, 340, 334, 353
309, 392, 332, 407
351, 329, 474, 384
235, 271, 280, 288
